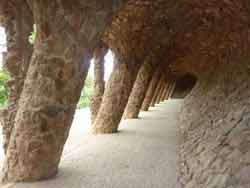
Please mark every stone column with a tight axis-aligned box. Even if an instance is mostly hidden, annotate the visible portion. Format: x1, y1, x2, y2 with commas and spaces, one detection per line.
141, 67, 161, 111
150, 75, 164, 107
0, 1, 33, 154
167, 82, 176, 99
165, 81, 174, 100
155, 80, 166, 104
90, 43, 108, 124
2, 0, 127, 183
123, 60, 156, 119
92, 56, 141, 133
158, 85, 166, 102
160, 82, 170, 101
163, 81, 173, 100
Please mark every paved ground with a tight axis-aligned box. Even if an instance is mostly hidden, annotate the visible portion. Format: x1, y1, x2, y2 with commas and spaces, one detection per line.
1, 100, 181, 188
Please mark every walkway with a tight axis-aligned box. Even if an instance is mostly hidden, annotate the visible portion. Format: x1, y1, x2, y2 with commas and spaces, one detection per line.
2, 100, 181, 188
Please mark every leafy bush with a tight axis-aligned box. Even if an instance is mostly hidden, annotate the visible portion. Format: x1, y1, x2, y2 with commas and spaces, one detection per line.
0, 68, 10, 108
77, 74, 94, 109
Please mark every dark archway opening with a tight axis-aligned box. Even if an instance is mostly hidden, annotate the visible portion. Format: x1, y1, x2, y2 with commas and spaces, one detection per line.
171, 73, 197, 99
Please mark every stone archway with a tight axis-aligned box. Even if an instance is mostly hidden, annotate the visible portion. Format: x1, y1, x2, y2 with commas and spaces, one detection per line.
171, 73, 197, 99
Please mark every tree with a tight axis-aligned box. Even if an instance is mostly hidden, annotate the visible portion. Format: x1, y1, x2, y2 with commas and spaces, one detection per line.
0, 68, 9, 107
77, 74, 94, 109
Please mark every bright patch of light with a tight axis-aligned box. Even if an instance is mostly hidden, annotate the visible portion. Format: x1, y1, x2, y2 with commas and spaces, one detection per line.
88, 49, 114, 81
88, 59, 94, 77
0, 27, 6, 51
0, 27, 7, 66
104, 50, 114, 81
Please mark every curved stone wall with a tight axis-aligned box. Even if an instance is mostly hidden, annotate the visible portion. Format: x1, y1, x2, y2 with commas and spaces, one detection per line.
179, 62, 250, 187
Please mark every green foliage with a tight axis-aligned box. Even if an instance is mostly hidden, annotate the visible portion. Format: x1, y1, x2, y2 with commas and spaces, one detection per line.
0, 68, 10, 108
77, 74, 94, 109
29, 25, 36, 44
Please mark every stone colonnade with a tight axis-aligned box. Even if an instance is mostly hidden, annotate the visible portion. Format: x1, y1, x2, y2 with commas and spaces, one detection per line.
0, 1, 173, 183
0, 1, 33, 155
0, 0, 127, 183
90, 42, 108, 124
1, 1, 250, 188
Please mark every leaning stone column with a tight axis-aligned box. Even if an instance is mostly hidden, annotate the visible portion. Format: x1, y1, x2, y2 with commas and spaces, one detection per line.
2, 0, 127, 183
92, 56, 141, 133
163, 81, 172, 100
0, 1, 33, 154
141, 67, 161, 111
150, 75, 164, 107
164, 81, 174, 100
167, 81, 176, 99
155, 80, 166, 104
123, 59, 156, 119
90, 43, 108, 124
160, 81, 170, 101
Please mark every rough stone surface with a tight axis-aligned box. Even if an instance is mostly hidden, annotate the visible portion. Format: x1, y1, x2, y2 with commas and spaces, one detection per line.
168, 82, 176, 100
155, 81, 166, 104
92, 57, 141, 134
160, 83, 169, 101
163, 81, 173, 100
162, 1, 250, 186
92, 0, 178, 133
141, 67, 161, 111
1, 0, 250, 186
179, 63, 250, 188
0, 0, 33, 154
90, 43, 108, 124
1, 0, 128, 183
123, 59, 156, 119
150, 75, 164, 107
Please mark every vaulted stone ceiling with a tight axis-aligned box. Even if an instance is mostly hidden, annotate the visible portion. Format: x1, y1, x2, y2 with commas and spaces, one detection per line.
104, 0, 250, 78
104, 0, 172, 64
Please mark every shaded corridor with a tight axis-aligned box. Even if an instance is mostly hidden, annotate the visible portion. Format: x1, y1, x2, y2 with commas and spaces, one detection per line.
2, 100, 181, 188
